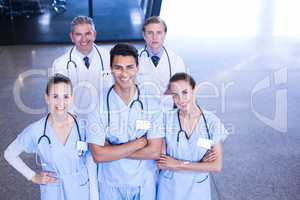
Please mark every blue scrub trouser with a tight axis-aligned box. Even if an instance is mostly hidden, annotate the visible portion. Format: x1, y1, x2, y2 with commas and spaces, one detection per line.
99, 178, 156, 200
100, 184, 141, 200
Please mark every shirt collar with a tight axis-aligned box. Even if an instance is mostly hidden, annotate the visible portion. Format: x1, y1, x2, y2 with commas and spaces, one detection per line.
74, 45, 95, 59
111, 86, 139, 109
146, 46, 164, 58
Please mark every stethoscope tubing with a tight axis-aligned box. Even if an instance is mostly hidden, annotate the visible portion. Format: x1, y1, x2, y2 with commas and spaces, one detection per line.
106, 84, 144, 128
38, 112, 82, 145
66, 45, 104, 71
139, 45, 172, 78
176, 105, 211, 143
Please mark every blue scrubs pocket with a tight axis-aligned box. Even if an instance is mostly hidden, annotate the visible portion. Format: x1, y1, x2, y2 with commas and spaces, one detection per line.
76, 168, 90, 200
161, 170, 173, 179
194, 174, 209, 184
78, 168, 89, 187
40, 183, 62, 200
79, 177, 89, 187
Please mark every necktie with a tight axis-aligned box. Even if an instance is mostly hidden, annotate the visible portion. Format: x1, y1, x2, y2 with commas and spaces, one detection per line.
151, 55, 160, 67
83, 56, 90, 69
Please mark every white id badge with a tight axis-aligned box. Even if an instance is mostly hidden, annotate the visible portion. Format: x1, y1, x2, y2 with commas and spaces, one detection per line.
136, 120, 151, 130
77, 141, 88, 152
197, 138, 213, 149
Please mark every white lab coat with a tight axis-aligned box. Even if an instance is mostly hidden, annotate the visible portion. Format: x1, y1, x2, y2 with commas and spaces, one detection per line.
52, 45, 112, 116
138, 46, 187, 95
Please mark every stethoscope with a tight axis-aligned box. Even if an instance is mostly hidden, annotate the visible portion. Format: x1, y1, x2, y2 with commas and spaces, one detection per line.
66, 44, 104, 71
176, 105, 211, 144
37, 112, 86, 156
139, 45, 172, 79
106, 84, 144, 129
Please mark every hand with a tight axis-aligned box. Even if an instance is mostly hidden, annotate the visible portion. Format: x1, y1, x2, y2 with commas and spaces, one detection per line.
31, 171, 58, 185
135, 136, 148, 149
157, 154, 181, 171
201, 147, 217, 162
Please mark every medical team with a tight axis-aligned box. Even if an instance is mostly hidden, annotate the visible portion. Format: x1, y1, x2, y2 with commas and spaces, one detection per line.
4, 15, 228, 200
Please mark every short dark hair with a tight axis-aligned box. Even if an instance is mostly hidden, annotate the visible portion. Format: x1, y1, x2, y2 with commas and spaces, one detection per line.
110, 43, 139, 67
46, 74, 73, 95
143, 16, 167, 33
168, 73, 196, 89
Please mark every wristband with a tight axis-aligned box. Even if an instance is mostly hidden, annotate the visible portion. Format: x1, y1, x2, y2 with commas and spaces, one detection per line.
183, 161, 190, 165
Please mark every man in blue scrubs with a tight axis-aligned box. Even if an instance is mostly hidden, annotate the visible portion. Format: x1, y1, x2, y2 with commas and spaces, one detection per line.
87, 43, 163, 200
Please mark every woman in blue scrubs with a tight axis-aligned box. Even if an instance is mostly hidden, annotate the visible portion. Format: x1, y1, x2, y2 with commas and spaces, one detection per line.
4, 74, 90, 200
157, 73, 229, 200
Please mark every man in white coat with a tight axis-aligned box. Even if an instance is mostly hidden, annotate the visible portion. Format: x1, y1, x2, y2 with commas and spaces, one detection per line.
138, 16, 187, 96
52, 15, 112, 116
52, 16, 109, 200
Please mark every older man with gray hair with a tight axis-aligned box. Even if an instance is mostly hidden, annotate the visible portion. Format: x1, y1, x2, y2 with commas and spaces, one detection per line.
52, 15, 111, 200
52, 15, 112, 117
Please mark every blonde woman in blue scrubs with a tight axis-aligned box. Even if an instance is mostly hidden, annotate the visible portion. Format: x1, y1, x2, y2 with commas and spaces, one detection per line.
157, 73, 229, 200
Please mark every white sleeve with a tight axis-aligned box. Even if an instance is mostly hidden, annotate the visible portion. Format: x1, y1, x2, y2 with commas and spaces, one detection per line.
172, 52, 187, 75
177, 55, 188, 73
4, 139, 36, 181
86, 153, 99, 200
52, 56, 68, 77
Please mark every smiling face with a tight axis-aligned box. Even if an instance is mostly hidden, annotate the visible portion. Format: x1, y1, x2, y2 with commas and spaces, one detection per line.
111, 55, 139, 91
69, 23, 96, 55
143, 22, 166, 53
169, 80, 196, 112
45, 83, 73, 116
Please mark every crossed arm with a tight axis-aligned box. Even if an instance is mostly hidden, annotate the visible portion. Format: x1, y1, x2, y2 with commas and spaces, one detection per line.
157, 143, 223, 173
90, 137, 163, 163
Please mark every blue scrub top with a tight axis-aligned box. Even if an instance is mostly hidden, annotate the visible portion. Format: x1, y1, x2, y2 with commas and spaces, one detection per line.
16, 117, 89, 200
157, 109, 229, 200
87, 87, 164, 187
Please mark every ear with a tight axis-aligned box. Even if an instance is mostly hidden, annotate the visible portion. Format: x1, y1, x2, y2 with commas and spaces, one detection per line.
69, 94, 74, 104
44, 94, 50, 105
142, 31, 146, 40
193, 84, 200, 100
194, 84, 200, 92
69, 32, 74, 43
164, 87, 171, 95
